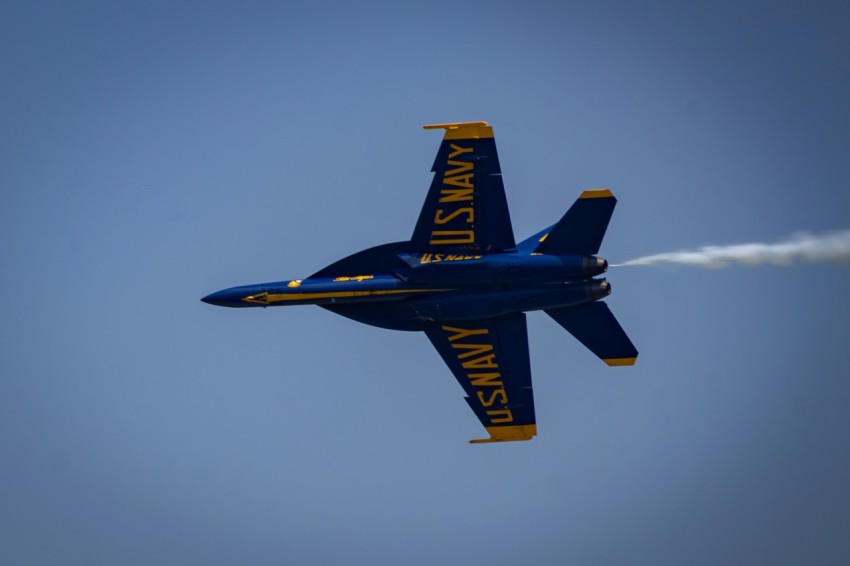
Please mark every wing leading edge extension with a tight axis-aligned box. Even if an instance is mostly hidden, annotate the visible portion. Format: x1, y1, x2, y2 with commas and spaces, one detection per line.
411, 122, 516, 253
425, 313, 536, 443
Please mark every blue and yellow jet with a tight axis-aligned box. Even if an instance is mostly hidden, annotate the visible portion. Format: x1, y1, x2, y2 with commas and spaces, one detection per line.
202, 122, 637, 443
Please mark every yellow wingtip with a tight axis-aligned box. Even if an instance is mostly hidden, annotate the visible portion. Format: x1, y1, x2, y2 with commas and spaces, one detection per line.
603, 357, 637, 366
579, 188, 614, 199
423, 121, 494, 140
423, 121, 490, 129
469, 424, 537, 444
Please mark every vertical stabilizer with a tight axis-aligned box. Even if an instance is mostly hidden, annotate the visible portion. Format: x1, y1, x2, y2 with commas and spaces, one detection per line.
534, 189, 616, 255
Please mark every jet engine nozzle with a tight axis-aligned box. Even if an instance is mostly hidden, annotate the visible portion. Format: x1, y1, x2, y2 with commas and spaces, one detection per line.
582, 256, 609, 278
587, 279, 611, 300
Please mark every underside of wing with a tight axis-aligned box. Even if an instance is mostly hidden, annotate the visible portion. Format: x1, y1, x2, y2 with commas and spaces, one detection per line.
411, 122, 516, 253
424, 313, 536, 443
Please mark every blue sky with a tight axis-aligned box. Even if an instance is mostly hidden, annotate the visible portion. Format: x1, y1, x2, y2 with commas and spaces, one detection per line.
2, 1, 849, 564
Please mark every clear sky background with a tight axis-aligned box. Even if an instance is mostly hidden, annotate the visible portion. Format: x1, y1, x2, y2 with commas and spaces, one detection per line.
2, 1, 849, 564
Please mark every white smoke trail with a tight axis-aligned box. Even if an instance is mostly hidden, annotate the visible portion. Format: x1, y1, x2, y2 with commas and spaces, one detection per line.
614, 230, 850, 269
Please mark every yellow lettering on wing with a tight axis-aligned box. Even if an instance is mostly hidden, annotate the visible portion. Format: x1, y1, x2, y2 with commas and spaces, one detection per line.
442, 324, 514, 426
429, 230, 475, 245
434, 207, 474, 225
430, 143, 478, 246
486, 409, 514, 424
444, 160, 473, 177
461, 354, 498, 369
451, 343, 493, 359
442, 326, 489, 342
438, 188, 473, 202
477, 388, 507, 407
448, 144, 473, 159
442, 174, 473, 189
468, 373, 503, 387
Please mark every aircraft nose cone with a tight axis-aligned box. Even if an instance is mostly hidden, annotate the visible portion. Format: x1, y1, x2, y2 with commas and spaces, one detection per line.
201, 284, 266, 307
201, 289, 230, 306
201, 287, 248, 307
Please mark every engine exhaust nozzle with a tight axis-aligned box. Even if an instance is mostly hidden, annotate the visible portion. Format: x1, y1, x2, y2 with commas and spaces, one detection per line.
587, 279, 611, 300
583, 256, 609, 277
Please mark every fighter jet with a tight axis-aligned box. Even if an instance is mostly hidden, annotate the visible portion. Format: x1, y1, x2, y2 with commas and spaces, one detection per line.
202, 122, 637, 443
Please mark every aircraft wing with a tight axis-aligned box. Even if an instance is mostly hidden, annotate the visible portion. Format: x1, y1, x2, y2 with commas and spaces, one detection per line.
424, 313, 536, 443
411, 122, 516, 252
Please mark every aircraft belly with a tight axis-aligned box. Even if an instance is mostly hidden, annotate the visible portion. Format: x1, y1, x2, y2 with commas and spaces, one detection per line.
401, 253, 608, 285
410, 281, 610, 321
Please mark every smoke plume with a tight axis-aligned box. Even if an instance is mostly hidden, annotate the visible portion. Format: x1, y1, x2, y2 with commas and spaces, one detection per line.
614, 230, 850, 269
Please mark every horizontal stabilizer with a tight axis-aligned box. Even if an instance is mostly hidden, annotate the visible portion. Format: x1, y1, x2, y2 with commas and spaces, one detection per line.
546, 302, 637, 366
534, 189, 616, 255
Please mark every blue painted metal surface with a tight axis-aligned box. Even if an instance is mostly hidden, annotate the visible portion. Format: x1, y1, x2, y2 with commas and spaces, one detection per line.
202, 122, 638, 443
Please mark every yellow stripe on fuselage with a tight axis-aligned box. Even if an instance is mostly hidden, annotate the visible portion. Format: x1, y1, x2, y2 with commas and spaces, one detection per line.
260, 288, 452, 304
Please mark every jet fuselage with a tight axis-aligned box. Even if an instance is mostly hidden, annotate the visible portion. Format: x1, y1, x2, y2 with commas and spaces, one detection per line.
202, 251, 611, 324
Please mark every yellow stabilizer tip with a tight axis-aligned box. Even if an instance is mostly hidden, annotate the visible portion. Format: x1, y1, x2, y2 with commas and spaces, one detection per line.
423, 121, 494, 140
579, 188, 614, 199
604, 357, 637, 366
